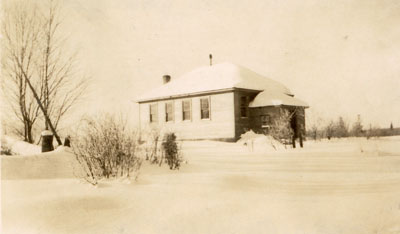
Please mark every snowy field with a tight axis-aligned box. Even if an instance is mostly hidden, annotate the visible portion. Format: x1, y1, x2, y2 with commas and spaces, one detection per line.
2, 137, 400, 234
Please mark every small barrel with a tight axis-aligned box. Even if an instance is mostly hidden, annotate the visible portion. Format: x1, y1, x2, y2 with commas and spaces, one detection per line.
41, 130, 54, 152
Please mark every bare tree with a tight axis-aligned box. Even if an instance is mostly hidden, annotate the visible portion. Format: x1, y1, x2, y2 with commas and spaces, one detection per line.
1, 1, 42, 143
36, 0, 87, 131
2, 0, 88, 145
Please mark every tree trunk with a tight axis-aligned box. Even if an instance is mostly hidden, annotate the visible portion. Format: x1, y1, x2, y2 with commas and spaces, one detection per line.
24, 120, 28, 142
27, 122, 34, 144
18, 65, 62, 145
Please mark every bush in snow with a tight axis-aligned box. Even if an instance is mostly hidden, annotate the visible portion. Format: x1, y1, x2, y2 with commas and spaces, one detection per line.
162, 133, 182, 170
72, 114, 142, 185
239, 130, 285, 151
267, 109, 294, 144
1, 145, 13, 155
140, 128, 162, 164
138, 129, 183, 169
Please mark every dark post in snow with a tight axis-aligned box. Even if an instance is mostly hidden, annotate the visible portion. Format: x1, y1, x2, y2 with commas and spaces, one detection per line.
209, 54, 213, 66
299, 122, 304, 148
41, 130, 54, 152
64, 135, 71, 147
292, 135, 296, 148
299, 131, 303, 148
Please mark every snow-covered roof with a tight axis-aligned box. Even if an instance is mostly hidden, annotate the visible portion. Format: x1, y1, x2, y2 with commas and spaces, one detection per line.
137, 62, 294, 102
249, 90, 309, 108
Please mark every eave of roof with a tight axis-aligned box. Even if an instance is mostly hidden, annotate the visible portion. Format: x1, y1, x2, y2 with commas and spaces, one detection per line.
137, 87, 262, 103
249, 90, 309, 108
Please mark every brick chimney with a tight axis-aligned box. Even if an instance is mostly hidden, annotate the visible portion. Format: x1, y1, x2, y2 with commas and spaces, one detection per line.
163, 75, 171, 84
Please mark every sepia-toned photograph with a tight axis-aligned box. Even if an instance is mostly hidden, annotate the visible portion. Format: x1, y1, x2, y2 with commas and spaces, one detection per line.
1, 0, 400, 233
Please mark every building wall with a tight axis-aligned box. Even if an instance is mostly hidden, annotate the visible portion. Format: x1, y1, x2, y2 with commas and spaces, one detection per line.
249, 106, 281, 133
233, 90, 260, 139
249, 106, 306, 137
138, 92, 236, 140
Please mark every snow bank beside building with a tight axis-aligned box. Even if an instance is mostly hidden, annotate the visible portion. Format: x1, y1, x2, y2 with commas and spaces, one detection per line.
237, 130, 287, 152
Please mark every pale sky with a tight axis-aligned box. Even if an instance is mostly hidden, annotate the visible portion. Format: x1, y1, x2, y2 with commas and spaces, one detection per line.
60, 0, 400, 128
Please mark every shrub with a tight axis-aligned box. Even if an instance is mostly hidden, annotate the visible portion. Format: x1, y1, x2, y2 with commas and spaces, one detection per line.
72, 114, 142, 185
137, 127, 163, 164
162, 133, 182, 170
144, 128, 162, 164
1, 145, 12, 155
268, 109, 294, 144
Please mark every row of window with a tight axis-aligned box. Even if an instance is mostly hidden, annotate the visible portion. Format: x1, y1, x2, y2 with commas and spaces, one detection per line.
149, 97, 210, 123
149, 95, 252, 122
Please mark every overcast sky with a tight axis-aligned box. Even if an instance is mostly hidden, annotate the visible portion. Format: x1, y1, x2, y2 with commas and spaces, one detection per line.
60, 0, 400, 128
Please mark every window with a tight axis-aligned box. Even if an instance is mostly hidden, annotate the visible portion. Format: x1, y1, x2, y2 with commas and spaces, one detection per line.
261, 115, 271, 127
240, 96, 248, 118
200, 97, 210, 119
165, 102, 173, 122
182, 100, 191, 121
149, 103, 158, 123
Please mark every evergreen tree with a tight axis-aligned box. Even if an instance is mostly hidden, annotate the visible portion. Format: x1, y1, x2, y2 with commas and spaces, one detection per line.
334, 117, 349, 138
351, 115, 363, 137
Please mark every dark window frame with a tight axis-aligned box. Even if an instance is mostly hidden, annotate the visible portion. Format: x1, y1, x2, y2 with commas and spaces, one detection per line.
165, 102, 174, 122
149, 103, 158, 123
240, 96, 248, 118
182, 99, 192, 121
200, 97, 210, 120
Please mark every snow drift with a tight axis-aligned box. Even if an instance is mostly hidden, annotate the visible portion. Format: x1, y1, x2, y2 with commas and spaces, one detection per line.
1, 135, 41, 155
1, 146, 82, 180
237, 130, 287, 152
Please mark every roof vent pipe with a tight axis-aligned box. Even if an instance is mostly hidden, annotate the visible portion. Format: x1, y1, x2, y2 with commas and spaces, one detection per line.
163, 75, 171, 84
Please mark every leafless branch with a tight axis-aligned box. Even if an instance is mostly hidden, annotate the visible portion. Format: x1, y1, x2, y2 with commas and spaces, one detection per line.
2, 0, 89, 145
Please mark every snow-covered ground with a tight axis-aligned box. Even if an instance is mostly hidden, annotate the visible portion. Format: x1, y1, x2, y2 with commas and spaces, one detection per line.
2, 137, 400, 234
1, 136, 41, 156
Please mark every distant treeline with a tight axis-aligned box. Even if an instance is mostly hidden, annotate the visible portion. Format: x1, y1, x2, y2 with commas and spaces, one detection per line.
367, 127, 400, 137
306, 116, 399, 140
